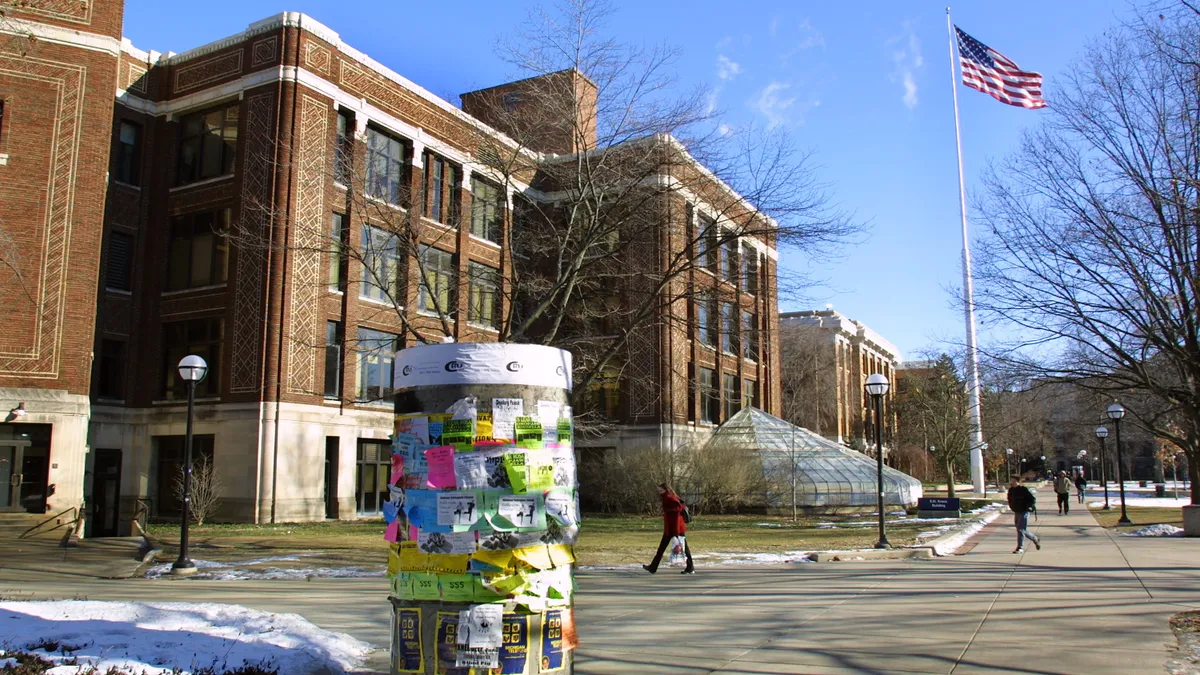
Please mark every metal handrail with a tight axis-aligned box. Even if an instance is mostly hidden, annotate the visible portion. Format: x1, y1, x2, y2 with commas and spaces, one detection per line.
19, 505, 79, 539
132, 498, 151, 537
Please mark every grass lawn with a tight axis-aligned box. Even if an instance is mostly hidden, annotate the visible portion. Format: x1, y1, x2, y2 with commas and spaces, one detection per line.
1089, 505, 1185, 532
143, 511, 978, 568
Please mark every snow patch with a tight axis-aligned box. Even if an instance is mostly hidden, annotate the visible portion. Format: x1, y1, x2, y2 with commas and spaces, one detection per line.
0, 600, 371, 675
931, 509, 1002, 556
144, 554, 385, 581
1124, 524, 1184, 537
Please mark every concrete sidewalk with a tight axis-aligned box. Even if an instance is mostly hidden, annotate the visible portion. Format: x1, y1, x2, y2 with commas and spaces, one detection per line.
0, 488, 1195, 674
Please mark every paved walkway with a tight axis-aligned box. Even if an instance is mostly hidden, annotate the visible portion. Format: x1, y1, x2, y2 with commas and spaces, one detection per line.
0, 489, 1195, 674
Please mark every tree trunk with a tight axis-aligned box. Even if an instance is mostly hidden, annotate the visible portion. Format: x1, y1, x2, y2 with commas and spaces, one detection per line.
1189, 457, 1199, 506
946, 461, 957, 499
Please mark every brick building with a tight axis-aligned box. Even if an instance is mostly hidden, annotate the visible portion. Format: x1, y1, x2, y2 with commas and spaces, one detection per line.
0, 7, 780, 530
778, 310, 899, 449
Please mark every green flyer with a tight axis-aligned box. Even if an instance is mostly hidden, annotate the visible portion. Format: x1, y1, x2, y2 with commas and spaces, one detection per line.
504, 453, 528, 493
514, 417, 543, 449
439, 573, 475, 602
443, 418, 475, 451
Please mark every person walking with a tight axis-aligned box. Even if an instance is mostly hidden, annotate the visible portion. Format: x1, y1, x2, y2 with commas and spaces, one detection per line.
1053, 470, 1072, 514
1007, 477, 1041, 554
643, 483, 695, 575
1074, 473, 1087, 504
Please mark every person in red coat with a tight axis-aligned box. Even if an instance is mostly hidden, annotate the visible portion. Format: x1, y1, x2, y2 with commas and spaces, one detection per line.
643, 483, 695, 574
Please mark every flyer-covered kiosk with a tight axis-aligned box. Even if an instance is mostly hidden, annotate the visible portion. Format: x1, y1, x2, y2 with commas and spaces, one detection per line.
386, 342, 578, 674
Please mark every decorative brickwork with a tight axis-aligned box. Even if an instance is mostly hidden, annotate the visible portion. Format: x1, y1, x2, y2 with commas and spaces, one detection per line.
251, 37, 278, 68
284, 94, 330, 395
303, 43, 331, 76
337, 58, 457, 147
0, 54, 86, 378
174, 51, 243, 94
15, 0, 92, 25
126, 62, 148, 94
230, 91, 276, 393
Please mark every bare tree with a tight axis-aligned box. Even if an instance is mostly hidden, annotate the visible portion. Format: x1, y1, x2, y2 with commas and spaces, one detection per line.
172, 456, 223, 526
894, 354, 971, 497
974, 5, 1200, 504
777, 325, 837, 436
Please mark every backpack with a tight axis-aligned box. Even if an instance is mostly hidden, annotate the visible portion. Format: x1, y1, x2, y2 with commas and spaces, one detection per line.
682, 504, 692, 524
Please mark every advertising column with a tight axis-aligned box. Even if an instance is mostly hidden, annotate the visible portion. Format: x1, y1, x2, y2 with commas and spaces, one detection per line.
387, 343, 578, 674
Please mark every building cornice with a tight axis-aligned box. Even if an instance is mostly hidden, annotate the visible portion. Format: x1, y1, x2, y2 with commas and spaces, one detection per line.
0, 16, 121, 57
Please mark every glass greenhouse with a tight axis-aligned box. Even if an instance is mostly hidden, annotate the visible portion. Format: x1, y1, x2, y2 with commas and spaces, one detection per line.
709, 407, 923, 508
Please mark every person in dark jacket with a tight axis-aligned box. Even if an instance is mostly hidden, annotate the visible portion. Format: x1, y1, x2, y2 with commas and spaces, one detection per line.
643, 483, 695, 574
1053, 471, 1072, 514
1074, 474, 1087, 504
1007, 477, 1041, 554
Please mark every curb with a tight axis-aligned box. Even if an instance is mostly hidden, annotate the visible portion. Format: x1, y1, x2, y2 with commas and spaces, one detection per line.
921, 506, 1007, 556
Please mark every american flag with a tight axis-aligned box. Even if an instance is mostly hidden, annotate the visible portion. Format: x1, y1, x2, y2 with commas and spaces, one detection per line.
955, 26, 1045, 109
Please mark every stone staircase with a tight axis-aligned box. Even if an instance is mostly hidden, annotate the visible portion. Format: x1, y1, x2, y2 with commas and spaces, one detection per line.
0, 511, 74, 540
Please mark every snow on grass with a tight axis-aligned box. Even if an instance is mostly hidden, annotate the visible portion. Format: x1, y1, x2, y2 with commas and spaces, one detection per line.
695, 551, 814, 565
143, 554, 385, 581
1088, 497, 1191, 508
1125, 524, 1184, 537
0, 600, 371, 675
930, 508, 1003, 556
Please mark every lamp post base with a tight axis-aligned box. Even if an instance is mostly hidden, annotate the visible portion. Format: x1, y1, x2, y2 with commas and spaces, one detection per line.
1117, 517, 1132, 525
874, 541, 891, 550
171, 560, 197, 576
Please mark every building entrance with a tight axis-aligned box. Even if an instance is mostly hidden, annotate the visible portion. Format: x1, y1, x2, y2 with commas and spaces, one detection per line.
0, 424, 50, 513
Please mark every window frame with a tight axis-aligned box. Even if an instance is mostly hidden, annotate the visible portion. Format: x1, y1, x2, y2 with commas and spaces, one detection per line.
355, 326, 397, 403
161, 317, 223, 400
742, 247, 759, 295
115, 120, 142, 186
470, 176, 503, 242
723, 372, 739, 421
334, 110, 353, 186
329, 213, 348, 292
166, 208, 231, 292
743, 378, 757, 410
176, 102, 239, 186
105, 230, 134, 292
96, 338, 126, 400
696, 293, 716, 348
365, 126, 408, 206
359, 223, 400, 303
742, 309, 758, 361
324, 320, 343, 399
467, 261, 500, 329
698, 366, 718, 424
721, 301, 738, 355
721, 237, 738, 285
417, 245, 456, 316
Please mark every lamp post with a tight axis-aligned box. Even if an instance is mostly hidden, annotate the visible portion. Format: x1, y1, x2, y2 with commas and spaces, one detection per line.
865, 373, 890, 549
1005, 448, 1013, 484
172, 354, 209, 575
1106, 403, 1132, 525
1095, 426, 1111, 510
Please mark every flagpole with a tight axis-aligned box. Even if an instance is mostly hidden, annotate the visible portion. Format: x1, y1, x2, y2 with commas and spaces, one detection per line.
946, 7, 986, 496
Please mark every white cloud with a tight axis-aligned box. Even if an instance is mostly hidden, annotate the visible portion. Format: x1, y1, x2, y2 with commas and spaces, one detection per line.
716, 54, 742, 81
888, 23, 923, 110
752, 81, 798, 128
717, 123, 733, 136
795, 18, 825, 50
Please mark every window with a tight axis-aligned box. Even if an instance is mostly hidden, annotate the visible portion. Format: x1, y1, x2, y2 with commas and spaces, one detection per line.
742, 310, 758, 361
161, 317, 222, 399
721, 238, 738, 284
324, 321, 342, 399
356, 327, 397, 402
177, 103, 238, 185
417, 246, 455, 315
742, 248, 759, 295
588, 368, 621, 420
366, 127, 407, 205
425, 155, 461, 224
153, 435, 214, 517
356, 439, 390, 514
470, 177, 502, 242
723, 372, 739, 421
698, 366, 718, 424
334, 110, 353, 185
105, 231, 133, 292
329, 213, 347, 292
166, 208, 230, 291
697, 293, 715, 348
360, 224, 399, 302
696, 214, 718, 272
743, 378, 757, 410
467, 262, 500, 329
721, 302, 738, 354
115, 120, 142, 186
96, 339, 126, 400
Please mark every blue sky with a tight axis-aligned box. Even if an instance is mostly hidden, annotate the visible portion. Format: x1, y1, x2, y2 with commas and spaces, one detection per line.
123, 0, 1138, 359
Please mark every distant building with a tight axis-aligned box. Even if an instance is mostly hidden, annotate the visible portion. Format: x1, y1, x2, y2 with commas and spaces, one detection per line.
778, 310, 900, 449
